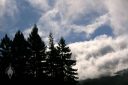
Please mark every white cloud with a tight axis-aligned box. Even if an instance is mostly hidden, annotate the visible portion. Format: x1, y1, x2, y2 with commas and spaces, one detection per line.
105, 0, 128, 36
24, 0, 109, 41
24, 0, 128, 40
70, 13, 110, 38
69, 35, 128, 80
26, 0, 50, 12
63, 0, 106, 21
0, 0, 18, 31
0, 0, 18, 18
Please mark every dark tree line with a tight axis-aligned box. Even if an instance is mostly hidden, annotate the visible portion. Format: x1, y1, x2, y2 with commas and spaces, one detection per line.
0, 25, 78, 84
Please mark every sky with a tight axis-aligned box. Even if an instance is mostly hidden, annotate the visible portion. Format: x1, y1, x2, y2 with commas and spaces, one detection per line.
0, 0, 128, 80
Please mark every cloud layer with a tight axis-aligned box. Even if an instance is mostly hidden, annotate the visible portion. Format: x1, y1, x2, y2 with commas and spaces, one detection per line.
25, 0, 128, 38
69, 35, 128, 80
24, 0, 109, 42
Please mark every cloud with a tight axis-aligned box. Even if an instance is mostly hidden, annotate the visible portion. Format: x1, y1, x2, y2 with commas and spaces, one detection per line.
0, 0, 18, 31
62, 0, 106, 21
0, 0, 18, 18
105, 0, 128, 36
69, 13, 110, 38
1, 0, 128, 39
24, 0, 109, 42
69, 35, 128, 80
26, 0, 50, 12
24, 0, 128, 40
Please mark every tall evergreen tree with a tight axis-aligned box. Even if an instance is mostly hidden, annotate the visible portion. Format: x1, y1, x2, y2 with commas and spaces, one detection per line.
11, 31, 30, 80
27, 24, 47, 80
57, 37, 78, 85
0, 34, 13, 80
47, 33, 59, 82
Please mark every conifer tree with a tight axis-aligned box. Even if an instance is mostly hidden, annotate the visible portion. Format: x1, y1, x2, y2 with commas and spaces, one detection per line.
11, 31, 30, 80
0, 34, 12, 80
47, 33, 59, 81
27, 24, 47, 80
57, 37, 78, 85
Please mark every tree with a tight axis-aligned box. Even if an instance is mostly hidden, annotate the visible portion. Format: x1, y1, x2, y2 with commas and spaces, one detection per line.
11, 31, 30, 80
27, 24, 47, 80
0, 34, 13, 80
57, 37, 78, 85
47, 33, 59, 82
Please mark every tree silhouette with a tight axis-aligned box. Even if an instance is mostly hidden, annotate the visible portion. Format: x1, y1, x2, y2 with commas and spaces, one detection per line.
0, 25, 78, 84
27, 24, 47, 80
47, 33, 59, 82
0, 34, 12, 80
57, 37, 78, 85
11, 31, 31, 80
